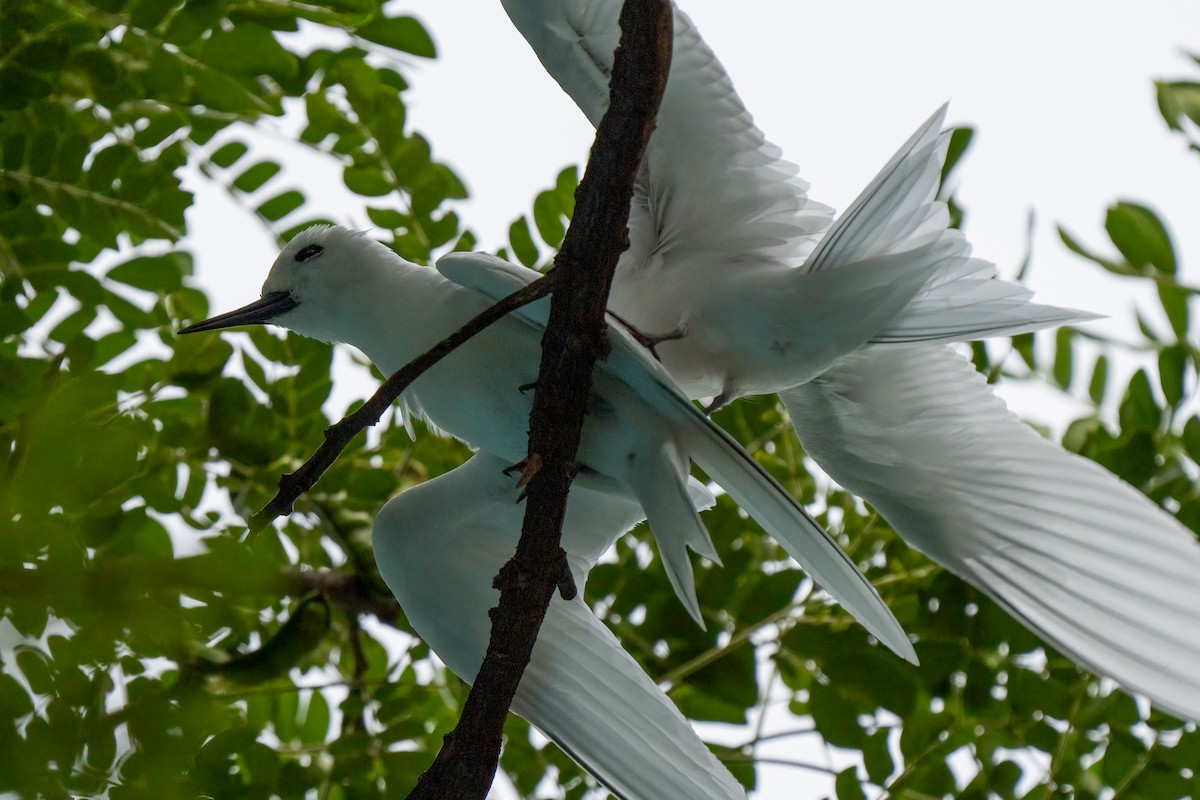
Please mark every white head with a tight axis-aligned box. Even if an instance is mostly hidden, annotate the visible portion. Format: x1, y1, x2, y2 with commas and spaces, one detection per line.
179, 225, 401, 343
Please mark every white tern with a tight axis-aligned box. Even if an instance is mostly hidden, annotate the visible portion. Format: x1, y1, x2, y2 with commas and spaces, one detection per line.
374, 452, 746, 800
501, 0, 1200, 721
181, 225, 916, 662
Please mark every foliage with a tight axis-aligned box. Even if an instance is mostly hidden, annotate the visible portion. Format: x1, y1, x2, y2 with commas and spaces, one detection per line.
1, 3, 1198, 799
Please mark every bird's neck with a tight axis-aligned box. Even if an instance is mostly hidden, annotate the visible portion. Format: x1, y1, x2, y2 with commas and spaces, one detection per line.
333, 262, 490, 375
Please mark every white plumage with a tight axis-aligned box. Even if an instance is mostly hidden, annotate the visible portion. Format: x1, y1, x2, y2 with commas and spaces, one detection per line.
503, 0, 1200, 722
181, 224, 914, 661
374, 453, 746, 800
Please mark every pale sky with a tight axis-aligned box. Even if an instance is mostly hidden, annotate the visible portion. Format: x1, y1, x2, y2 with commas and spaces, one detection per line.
181, 2, 1200, 797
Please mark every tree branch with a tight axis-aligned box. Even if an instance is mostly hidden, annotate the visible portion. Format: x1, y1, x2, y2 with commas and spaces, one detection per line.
406, 1, 673, 797
248, 270, 560, 534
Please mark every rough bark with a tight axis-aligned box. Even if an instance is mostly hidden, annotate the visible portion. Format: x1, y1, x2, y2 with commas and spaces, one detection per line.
406, 1, 673, 797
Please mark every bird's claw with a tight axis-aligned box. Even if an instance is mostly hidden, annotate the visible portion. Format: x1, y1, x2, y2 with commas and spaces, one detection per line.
607, 312, 686, 361
701, 392, 732, 416
504, 453, 543, 490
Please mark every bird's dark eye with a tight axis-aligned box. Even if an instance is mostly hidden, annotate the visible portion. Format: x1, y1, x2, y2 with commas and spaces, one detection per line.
295, 243, 323, 263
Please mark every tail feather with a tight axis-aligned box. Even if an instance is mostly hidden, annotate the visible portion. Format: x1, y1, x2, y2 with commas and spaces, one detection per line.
803, 104, 1095, 345
662, 395, 918, 663
804, 106, 949, 274
630, 443, 719, 627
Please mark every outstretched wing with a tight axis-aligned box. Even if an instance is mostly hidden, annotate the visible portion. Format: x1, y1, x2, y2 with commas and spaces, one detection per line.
502, 0, 832, 274
784, 346, 1200, 722
373, 453, 746, 800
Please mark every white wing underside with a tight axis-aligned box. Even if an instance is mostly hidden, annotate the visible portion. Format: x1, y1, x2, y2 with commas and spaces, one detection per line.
501, 0, 833, 270
784, 347, 1200, 721
505, 0, 1093, 351
373, 454, 746, 800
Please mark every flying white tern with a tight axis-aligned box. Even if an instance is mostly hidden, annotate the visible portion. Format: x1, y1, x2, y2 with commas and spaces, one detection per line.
501, 0, 1200, 721
180, 224, 915, 662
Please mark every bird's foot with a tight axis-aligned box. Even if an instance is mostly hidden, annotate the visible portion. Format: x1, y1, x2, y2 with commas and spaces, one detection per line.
518, 381, 537, 394
701, 391, 733, 416
504, 453, 543, 491
607, 312, 686, 361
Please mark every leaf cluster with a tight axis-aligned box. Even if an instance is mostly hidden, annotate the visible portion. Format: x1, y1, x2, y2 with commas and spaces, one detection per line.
3, 6, 1200, 800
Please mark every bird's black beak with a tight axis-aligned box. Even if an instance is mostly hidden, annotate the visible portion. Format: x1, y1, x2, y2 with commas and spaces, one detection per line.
178, 292, 298, 334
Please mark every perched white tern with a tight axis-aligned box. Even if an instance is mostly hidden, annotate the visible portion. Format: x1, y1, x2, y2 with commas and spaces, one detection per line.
502, 0, 1200, 721
374, 452, 746, 800
180, 225, 915, 661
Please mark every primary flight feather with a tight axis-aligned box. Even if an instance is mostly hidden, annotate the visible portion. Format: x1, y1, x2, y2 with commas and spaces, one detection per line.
373, 453, 747, 800
502, 0, 1200, 721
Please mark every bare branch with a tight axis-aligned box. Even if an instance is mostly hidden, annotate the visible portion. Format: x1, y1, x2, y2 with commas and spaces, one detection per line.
406, 1, 674, 797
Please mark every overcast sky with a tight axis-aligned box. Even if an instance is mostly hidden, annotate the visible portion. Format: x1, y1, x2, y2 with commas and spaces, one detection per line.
182, 3, 1200, 796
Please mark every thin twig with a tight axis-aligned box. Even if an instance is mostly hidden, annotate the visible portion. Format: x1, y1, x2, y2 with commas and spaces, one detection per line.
249, 270, 559, 533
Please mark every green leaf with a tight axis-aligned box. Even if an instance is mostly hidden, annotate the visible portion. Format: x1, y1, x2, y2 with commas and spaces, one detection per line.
1156, 80, 1200, 131
366, 206, 407, 229
1059, 225, 1126, 274
1052, 327, 1073, 390
303, 92, 345, 142
1119, 369, 1161, 431
862, 728, 895, 783
130, 0, 178, 30
1158, 345, 1188, 408
0, 673, 33, 723
133, 110, 186, 149
1103, 730, 1144, 786
344, 165, 392, 197
257, 190, 305, 221
201, 24, 298, 78
233, 161, 282, 193
1183, 416, 1200, 463
104, 289, 155, 330
807, 682, 864, 748
1158, 284, 1189, 341
355, 16, 436, 58
555, 166, 578, 218
300, 691, 330, 746
107, 253, 192, 293
1105, 201, 1176, 275
191, 69, 270, 116
48, 306, 96, 343
689, 641, 757, 709
15, 648, 54, 695
532, 189, 565, 248
508, 217, 539, 268
1012, 332, 1036, 370
836, 767, 868, 800
1088, 355, 1109, 406
6, 374, 146, 515
15, 35, 72, 74
93, 330, 138, 366
940, 126, 974, 186
199, 597, 331, 685
1136, 309, 1163, 343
